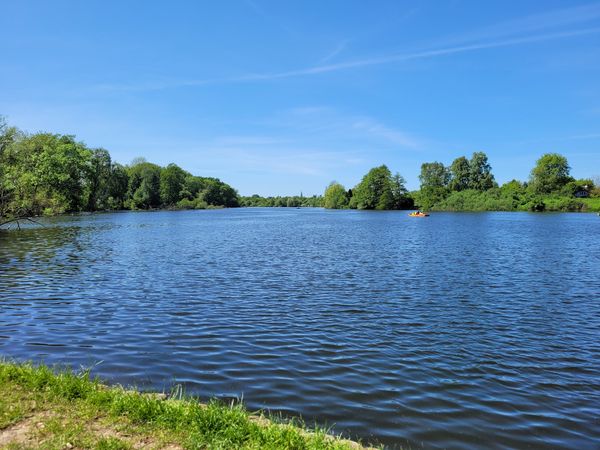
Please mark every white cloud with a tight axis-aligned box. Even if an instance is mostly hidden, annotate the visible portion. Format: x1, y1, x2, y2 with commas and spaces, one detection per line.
93, 3, 600, 92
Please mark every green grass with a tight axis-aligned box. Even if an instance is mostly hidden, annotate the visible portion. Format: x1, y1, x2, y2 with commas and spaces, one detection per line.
580, 197, 600, 212
0, 361, 373, 450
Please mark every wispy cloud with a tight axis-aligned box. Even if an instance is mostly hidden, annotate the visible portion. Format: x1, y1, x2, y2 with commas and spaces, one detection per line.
319, 40, 350, 63
434, 2, 600, 47
95, 3, 600, 92
199, 148, 351, 176
176, 107, 420, 178
236, 27, 600, 81
351, 118, 417, 147
261, 106, 422, 149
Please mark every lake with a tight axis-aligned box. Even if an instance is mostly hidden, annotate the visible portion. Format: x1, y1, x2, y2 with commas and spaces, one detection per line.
1, 209, 599, 449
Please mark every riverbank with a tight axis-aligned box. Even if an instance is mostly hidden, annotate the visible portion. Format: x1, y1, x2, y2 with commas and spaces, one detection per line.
423, 191, 600, 212
0, 361, 372, 450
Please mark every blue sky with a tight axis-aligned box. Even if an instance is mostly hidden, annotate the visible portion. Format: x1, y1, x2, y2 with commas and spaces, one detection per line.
1, 0, 599, 195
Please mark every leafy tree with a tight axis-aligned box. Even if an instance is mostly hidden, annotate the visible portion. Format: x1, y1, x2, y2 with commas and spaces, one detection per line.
0, 117, 18, 219
130, 156, 147, 166
0, 119, 243, 219
323, 182, 349, 209
391, 173, 414, 209
468, 151, 496, 190
3, 133, 91, 215
286, 197, 301, 207
350, 165, 410, 210
200, 177, 239, 207
530, 153, 572, 194
418, 162, 450, 209
160, 163, 188, 206
127, 162, 162, 209
449, 156, 470, 191
86, 148, 113, 211
107, 163, 129, 209
0, 116, 18, 155
241, 194, 322, 208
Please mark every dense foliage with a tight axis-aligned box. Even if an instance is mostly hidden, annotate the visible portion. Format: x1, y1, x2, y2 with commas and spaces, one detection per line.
414, 151, 598, 212
321, 152, 598, 212
239, 194, 322, 207
3, 117, 598, 218
322, 165, 413, 210
529, 153, 571, 194
323, 182, 350, 209
350, 165, 413, 210
0, 117, 239, 221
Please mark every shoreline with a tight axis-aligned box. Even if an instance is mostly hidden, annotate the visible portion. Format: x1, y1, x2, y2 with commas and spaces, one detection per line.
0, 360, 374, 450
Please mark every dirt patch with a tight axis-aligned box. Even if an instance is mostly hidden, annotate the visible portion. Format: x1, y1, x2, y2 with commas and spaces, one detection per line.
0, 412, 51, 447
0, 411, 183, 450
88, 419, 183, 449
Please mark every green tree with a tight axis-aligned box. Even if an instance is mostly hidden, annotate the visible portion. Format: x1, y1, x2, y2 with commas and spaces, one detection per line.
86, 148, 112, 211
530, 153, 572, 194
323, 182, 349, 209
468, 151, 496, 190
127, 162, 162, 209
200, 177, 239, 207
160, 163, 188, 206
418, 162, 450, 209
3, 133, 91, 215
449, 156, 470, 191
0, 117, 18, 219
107, 163, 129, 209
351, 165, 410, 210
390, 173, 413, 209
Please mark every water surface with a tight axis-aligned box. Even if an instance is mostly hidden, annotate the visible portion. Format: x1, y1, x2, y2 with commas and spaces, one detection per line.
1, 209, 599, 449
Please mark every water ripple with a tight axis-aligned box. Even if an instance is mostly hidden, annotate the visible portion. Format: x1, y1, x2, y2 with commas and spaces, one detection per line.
1, 209, 599, 449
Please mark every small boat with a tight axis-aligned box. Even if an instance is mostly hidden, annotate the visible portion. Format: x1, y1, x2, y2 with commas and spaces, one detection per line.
408, 211, 429, 217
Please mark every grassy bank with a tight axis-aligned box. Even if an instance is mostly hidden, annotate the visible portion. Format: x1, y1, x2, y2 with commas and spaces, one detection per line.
418, 188, 600, 212
0, 361, 372, 450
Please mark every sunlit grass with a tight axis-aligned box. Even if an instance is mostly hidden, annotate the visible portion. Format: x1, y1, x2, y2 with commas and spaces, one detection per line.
0, 360, 373, 449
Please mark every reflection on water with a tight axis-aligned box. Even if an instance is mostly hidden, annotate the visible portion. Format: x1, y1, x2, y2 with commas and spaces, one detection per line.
1, 209, 600, 449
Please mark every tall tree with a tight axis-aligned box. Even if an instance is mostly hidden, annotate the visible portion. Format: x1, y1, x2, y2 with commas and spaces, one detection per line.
468, 151, 495, 190
449, 156, 470, 191
200, 177, 239, 207
391, 173, 413, 209
4, 133, 91, 215
418, 162, 450, 209
86, 148, 112, 211
351, 165, 410, 210
127, 162, 162, 209
107, 163, 129, 209
160, 163, 188, 206
0, 117, 18, 219
323, 181, 349, 209
530, 153, 571, 194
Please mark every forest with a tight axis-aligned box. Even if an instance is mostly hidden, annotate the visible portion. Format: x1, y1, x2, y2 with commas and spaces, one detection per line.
0, 117, 239, 222
2, 116, 599, 222
323, 152, 600, 212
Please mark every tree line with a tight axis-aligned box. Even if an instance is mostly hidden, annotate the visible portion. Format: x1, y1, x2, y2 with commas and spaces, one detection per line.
3, 116, 598, 220
239, 195, 322, 208
323, 152, 599, 212
0, 117, 239, 221
323, 165, 413, 210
